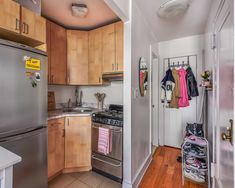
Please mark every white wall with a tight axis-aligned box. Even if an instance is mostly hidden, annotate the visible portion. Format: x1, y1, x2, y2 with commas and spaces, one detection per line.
48, 82, 123, 108
79, 82, 123, 105
158, 35, 205, 146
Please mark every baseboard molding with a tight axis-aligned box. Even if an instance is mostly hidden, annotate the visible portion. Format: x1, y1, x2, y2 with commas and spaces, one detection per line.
132, 154, 152, 188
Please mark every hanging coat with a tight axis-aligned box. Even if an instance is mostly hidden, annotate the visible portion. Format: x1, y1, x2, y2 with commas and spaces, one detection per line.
178, 68, 189, 107
186, 67, 199, 99
160, 69, 175, 103
169, 68, 181, 108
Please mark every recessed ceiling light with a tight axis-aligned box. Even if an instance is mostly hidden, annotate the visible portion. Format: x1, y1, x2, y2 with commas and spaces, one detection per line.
71, 3, 89, 18
157, 0, 192, 19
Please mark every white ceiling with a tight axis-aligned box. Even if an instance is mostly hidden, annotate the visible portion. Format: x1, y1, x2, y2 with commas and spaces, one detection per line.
41, 0, 119, 30
135, 0, 213, 41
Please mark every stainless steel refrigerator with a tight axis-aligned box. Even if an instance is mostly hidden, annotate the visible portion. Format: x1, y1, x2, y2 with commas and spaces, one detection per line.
0, 39, 48, 188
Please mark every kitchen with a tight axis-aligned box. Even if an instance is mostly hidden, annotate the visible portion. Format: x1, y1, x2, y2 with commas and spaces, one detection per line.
0, 0, 124, 188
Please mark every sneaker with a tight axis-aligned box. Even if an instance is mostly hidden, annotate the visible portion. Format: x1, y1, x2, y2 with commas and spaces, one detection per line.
184, 168, 206, 183
186, 161, 207, 171
185, 135, 207, 147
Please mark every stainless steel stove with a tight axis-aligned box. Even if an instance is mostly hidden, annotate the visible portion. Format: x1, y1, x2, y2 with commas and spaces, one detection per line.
91, 104, 123, 182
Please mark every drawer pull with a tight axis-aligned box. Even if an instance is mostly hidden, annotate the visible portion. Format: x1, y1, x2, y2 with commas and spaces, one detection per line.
92, 155, 121, 167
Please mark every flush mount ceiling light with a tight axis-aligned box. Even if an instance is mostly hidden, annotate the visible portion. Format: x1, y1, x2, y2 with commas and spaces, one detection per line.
157, 0, 192, 19
71, 3, 89, 18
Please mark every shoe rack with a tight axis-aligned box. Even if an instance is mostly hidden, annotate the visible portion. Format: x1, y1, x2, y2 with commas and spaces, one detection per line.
182, 137, 210, 187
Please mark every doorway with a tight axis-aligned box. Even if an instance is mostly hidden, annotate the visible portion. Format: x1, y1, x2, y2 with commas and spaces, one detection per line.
150, 52, 159, 154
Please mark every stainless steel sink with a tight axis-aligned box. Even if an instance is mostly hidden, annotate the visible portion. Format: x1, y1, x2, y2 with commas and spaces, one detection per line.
63, 107, 92, 113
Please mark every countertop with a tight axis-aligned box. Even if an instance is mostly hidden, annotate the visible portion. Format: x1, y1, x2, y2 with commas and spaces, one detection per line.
0, 146, 21, 170
48, 108, 100, 120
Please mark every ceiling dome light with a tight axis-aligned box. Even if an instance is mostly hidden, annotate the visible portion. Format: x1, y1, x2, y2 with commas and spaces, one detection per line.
71, 3, 89, 18
157, 0, 192, 19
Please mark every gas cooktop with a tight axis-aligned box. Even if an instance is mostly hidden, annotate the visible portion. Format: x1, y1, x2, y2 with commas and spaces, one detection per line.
92, 104, 123, 127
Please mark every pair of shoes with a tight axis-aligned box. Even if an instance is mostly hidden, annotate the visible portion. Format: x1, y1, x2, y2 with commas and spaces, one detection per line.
185, 135, 207, 147
185, 157, 207, 171
183, 144, 206, 158
184, 167, 206, 183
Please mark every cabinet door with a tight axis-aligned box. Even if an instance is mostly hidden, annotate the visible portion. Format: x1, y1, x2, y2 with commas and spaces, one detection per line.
0, 0, 20, 34
102, 23, 115, 73
88, 28, 103, 85
115, 21, 124, 72
65, 117, 91, 168
48, 118, 65, 178
67, 30, 88, 85
48, 21, 67, 85
21, 7, 46, 43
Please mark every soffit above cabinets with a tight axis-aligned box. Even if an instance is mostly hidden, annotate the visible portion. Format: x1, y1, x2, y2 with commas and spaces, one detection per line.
135, 0, 213, 41
41, 0, 119, 30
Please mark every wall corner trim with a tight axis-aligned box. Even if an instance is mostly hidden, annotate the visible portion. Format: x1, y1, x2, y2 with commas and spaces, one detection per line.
132, 154, 152, 188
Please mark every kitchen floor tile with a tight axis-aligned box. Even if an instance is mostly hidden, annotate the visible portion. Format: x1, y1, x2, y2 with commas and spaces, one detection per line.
98, 179, 122, 188
66, 180, 91, 188
77, 171, 109, 188
48, 174, 76, 188
69, 172, 86, 179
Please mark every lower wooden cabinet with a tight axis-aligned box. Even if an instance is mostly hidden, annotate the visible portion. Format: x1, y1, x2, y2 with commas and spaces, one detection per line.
65, 116, 91, 170
48, 118, 65, 178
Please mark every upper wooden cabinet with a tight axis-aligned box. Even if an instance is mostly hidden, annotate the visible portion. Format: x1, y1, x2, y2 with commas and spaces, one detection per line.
88, 28, 103, 85
65, 116, 91, 170
102, 21, 124, 73
102, 23, 116, 73
0, 0, 46, 47
67, 30, 88, 85
115, 21, 124, 72
48, 118, 65, 179
47, 21, 67, 85
21, 7, 46, 43
0, 0, 20, 34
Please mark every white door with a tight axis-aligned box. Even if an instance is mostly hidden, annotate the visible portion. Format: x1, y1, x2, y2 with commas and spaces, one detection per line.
214, 1, 234, 187
163, 56, 198, 148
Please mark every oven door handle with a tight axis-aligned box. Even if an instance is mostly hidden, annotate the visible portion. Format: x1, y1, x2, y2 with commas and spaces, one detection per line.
92, 155, 122, 167
91, 125, 122, 133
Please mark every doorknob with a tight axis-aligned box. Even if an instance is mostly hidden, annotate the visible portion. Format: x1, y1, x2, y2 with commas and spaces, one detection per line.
221, 119, 233, 144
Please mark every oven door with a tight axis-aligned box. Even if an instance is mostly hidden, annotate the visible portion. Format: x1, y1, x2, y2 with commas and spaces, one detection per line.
92, 123, 122, 161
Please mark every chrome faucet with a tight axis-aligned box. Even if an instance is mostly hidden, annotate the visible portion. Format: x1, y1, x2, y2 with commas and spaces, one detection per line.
67, 98, 72, 108
75, 88, 79, 106
79, 90, 83, 106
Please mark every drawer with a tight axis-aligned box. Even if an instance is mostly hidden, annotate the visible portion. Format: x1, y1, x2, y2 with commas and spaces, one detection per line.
48, 118, 64, 131
91, 153, 122, 179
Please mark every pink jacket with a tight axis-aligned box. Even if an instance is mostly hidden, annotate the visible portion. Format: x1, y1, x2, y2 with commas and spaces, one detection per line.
178, 68, 189, 107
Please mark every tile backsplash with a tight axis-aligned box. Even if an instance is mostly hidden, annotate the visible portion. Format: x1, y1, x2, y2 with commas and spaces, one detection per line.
48, 82, 123, 109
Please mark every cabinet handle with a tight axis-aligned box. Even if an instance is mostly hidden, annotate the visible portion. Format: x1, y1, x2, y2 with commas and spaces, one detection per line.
22, 22, 26, 33
26, 24, 29, 34
67, 118, 69, 126
15, 18, 19, 31
99, 77, 101, 83
62, 129, 65, 137
117, 63, 118, 71
112, 64, 114, 71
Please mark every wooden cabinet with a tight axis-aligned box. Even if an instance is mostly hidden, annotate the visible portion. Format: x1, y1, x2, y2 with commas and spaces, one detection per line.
88, 28, 103, 85
21, 7, 46, 43
67, 30, 89, 85
65, 116, 91, 170
0, 0, 20, 34
48, 118, 65, 178
102, 21, 124, 74
115, 21, 124, 72
47, 21, 67, 85
0, 0, 46, 47
102, 23, 116, 73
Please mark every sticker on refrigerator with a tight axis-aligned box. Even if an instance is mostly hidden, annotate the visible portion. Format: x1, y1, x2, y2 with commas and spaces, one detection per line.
25, 58, 41, 70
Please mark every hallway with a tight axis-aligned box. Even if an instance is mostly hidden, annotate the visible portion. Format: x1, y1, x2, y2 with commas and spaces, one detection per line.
139, 147, 207, 188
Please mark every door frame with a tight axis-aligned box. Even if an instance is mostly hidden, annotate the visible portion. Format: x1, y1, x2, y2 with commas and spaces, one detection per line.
150, 52, 159, 148
212, 0, 234, 187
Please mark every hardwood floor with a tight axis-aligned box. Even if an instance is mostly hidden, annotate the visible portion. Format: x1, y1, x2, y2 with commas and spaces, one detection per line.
139, 146, 207, 188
